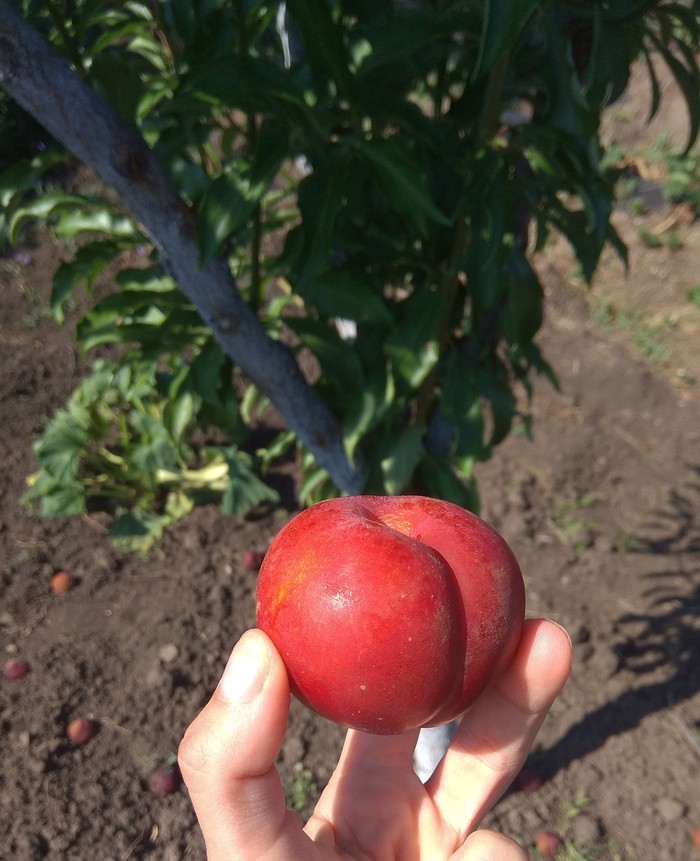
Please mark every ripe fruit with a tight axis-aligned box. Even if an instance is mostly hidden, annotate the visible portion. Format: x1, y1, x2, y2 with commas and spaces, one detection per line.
242, 549, 265, 572
148, 765, 180, 798
4, 658, 30, 681
515, 767, 543, 793
66, 717, 99, 745
50, 571, 77, 594
256, 496, 525, 734
534, 830, 562, 857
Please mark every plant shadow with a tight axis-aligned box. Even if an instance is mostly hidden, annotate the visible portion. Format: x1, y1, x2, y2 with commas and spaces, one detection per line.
533, 463, 700, 780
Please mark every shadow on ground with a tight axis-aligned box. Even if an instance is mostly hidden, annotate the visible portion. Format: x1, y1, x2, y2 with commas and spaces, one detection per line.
536, 464, 700, 779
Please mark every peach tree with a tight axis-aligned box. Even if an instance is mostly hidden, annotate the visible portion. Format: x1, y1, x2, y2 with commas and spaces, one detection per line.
0, 0, 698, 547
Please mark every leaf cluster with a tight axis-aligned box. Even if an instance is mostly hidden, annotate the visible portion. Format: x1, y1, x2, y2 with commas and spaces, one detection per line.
24, 350, 278, 553
2, 0, 698, 537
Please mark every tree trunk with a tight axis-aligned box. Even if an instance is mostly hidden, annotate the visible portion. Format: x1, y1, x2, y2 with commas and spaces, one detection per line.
0, 2, 365, 496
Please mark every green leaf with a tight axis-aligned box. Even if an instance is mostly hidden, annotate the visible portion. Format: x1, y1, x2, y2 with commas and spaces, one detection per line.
642, 43, 662, 121
356, 8, 472, 74
90, 49, 152, 121
220, 448, 279, 515
343, 364, 394, 461
439, 351, 485, 460
539, 31, 598, 141
81, 286, 185, 317
185, 54, 308, 120
384, 288, 443, 388
250, 116, 291, 189
128, 413, 180, 474
240, 383, 270, 425
299, 464, 333, 507
475, 0, 540, 77
358, 138, 451, 235
51, 239, 126, 324
77, 305, 206, 353
8, 193, 90, 242
54, 209, 137, 240
108, 510, 152, 540
164, 391, 197, 444
285, 0, 353, 95
298, 270, 391, 324
33, 412, 86, 482
0, 150, 65, 208
197, 173, 255, 266
287, 318, 364, 402
549, 202, 606, 282
502, 253, 544, 344
476, 362, 517, 450
363, 97, 457, 171
91, 18, 154, 55
416, 455, 480, 514
108, 507, 175, 554
70, 359, 117, 407
582, 14, 634, 107
111, 359, 157, 402
257, 429, 296, 471
39, 482, 86, 518
648, 34, 700, 152
293, 153, 353, 281
188, 339, 229, 407
380, 424, 424, 495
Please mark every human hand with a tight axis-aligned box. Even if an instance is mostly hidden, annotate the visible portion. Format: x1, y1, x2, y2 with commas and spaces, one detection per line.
179, 618, 571, 860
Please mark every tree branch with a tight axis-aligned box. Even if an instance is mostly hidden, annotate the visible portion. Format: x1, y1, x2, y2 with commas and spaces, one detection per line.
0, 2, 365, 496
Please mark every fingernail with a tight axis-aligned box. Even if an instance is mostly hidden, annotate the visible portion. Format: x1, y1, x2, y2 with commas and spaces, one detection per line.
219, 631, 269, 704
552, 621, 573, 651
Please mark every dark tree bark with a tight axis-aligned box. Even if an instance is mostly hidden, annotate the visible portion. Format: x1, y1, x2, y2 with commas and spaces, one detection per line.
0, 2, 365, 495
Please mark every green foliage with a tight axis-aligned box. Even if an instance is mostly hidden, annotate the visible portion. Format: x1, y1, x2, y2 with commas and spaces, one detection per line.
591, 298, 672, 364
24, 354, 278, 552
609, 131, 700, 223
3, 0, 699, 543
284, 762, 318, 814
647, 133, 700, 213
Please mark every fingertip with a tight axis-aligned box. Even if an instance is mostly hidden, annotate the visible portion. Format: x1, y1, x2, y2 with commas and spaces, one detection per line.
496, 618, 572, 714
524, 615, 572, 655
525, 617, 573, 678
218, 628, 275, 704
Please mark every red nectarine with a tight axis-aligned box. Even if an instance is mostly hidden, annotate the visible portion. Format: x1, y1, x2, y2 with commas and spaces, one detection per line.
256, 496, 525, 734
242, 549, 265, 572
4, 658, 30, 681
66, 717, 99, 745
534, 830, 562, 857
51, 571, 76, 594
148, 765, 180, 798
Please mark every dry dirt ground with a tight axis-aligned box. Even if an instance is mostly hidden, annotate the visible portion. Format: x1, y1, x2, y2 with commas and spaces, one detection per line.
1, 65, 699, 861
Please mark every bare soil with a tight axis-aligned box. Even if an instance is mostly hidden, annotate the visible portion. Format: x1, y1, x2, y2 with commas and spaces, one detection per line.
1, 64, 699, 860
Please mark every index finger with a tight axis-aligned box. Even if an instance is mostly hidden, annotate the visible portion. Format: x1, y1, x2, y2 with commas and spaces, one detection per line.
426, 618, 572, 843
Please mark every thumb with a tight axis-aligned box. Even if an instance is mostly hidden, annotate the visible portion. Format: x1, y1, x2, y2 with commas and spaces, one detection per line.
179, 629, 306, 860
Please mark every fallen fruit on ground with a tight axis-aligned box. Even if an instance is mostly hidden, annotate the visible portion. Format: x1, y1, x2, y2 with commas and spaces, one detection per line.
515, 767, 544, 792
534, 830, 562, 857
66, 717, 99, 745
50, 571, 77, 594
148, 765, 181, 798
4, 658, 30, 681
256, 495, 525, 734
242, 548, 265, 572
